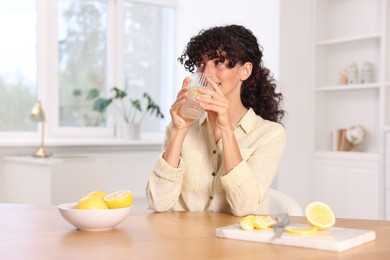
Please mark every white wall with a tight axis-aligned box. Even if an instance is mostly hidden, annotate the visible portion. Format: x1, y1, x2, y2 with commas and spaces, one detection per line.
175, 0, 280, 86
278, 0, 313, 206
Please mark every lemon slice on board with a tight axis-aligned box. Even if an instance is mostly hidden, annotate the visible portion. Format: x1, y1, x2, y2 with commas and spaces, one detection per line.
239, 218, 254, 231
252, 215, 276, 229
285, 225, 318, 235
103, 190, 133, 209
241, 215, 255, 221
239, 215, 276, 230
305, 201, 335, 230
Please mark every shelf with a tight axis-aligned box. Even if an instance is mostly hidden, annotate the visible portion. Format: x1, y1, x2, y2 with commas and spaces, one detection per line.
315, 39, 380, 87
314, 89, 379, 153
316, 33, 381, 46
314, 151, 379, 161
315, 83, 380, 92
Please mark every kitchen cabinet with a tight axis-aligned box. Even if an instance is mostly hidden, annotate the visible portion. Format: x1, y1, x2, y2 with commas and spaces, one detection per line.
311, 152, 380, 219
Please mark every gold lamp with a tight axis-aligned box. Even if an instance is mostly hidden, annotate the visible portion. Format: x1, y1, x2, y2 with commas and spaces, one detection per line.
30, 100, 51, 158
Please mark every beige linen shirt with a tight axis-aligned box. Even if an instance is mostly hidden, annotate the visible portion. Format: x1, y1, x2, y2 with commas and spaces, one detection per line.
146, 108, 287, 216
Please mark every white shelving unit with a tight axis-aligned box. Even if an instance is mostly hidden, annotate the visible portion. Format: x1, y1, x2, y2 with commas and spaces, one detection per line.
310, 0, 389, 220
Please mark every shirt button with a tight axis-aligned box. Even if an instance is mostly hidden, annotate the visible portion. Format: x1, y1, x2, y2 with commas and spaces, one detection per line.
211, 172, 216, 176
210, 196, 213, 200
213, 150, 216, 154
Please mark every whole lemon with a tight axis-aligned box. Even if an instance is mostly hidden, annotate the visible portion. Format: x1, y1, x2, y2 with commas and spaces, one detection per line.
87, 191, 107, 200
75, 195, 109, 210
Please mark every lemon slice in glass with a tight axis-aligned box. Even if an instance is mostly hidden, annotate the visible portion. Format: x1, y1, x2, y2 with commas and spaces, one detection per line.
285, 225, 318, 235
103, 190, 133, 209
305, 201, 335, 230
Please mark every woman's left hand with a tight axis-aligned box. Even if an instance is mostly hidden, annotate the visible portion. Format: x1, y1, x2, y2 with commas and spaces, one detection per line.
196, 76, 231, 130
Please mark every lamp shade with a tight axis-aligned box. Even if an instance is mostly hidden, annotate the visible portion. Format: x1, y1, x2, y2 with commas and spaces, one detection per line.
30, 100, 46, 122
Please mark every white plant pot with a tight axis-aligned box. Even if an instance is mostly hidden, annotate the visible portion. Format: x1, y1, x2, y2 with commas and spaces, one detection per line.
121, 123, 141, 140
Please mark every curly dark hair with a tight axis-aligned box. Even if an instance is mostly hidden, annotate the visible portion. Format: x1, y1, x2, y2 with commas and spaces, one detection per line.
178, 24, 285, 123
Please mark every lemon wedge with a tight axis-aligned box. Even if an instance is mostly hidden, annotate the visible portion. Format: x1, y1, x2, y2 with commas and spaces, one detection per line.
305, 201, 335, 230
103, 190, 133, 209
285, 226, 318, 235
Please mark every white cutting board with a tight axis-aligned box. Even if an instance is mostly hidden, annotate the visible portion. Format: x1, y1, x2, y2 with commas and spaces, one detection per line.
215, 224, 376, 252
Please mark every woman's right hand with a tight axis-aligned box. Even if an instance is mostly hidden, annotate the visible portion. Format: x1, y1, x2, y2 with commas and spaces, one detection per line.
169, 76, 194, 130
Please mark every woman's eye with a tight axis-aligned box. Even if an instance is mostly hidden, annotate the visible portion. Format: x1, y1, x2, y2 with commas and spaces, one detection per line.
215, 60, 224, 66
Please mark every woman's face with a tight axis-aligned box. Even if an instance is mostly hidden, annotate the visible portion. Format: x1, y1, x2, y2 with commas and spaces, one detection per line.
196, 57, 244, 98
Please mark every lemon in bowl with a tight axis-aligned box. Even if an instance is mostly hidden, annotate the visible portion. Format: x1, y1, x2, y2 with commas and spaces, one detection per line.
58, 189, 133, 231
87, 190, 107, 200
74, 195, 109, 210
103, 190, 133, 209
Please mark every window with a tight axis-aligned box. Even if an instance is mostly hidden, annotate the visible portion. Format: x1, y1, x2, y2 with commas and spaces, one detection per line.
123, 1, 175, 132
0, 0, 175, 139
0, 1, 37, 132
58, 0, 108, 128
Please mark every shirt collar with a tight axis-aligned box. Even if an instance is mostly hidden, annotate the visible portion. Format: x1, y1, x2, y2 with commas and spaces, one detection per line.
237, 108, 259, 133
199, 108, 261, 134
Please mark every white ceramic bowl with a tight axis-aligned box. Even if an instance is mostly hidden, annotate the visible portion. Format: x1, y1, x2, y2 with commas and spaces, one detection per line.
58, 202, 132, 231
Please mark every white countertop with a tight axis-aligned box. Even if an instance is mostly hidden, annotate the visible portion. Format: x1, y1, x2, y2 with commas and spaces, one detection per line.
0, 133, 164, 148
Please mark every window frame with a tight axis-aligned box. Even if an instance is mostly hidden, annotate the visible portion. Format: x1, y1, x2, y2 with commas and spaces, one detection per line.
0, 0, 176, 141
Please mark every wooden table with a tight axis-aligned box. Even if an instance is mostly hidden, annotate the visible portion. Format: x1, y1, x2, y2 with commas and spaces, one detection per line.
0, 204, 389, 259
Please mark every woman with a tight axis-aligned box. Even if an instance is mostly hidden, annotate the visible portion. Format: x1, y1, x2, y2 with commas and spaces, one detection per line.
146, 24, 286, 216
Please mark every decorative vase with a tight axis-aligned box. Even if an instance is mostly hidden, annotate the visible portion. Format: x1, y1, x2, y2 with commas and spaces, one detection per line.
120, 123, 141, 140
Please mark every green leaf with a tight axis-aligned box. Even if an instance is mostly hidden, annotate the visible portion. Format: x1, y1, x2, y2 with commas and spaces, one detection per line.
131, 99, 142, 112
87, 88, 100, 100
93, 98, 112, 113
111, 87, 127, 99
142, 92, 164, 118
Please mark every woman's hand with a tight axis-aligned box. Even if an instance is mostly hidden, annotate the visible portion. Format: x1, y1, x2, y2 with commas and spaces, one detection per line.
197, 76, 231, 130
169, 76, 195, 130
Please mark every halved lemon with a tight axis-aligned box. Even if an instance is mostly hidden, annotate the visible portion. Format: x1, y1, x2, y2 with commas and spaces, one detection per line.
252, 215, 276, 229
305, 201, 335, 230
285, 225, 318, 235
103, 190, 133, 209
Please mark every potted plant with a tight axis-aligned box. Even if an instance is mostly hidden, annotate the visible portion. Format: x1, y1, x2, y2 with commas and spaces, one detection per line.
87, 87, 164, 139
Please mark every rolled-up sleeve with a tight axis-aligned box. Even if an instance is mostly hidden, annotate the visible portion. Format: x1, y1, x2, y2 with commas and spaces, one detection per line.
146, 153, 185, 212
221, 123, 287, 216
